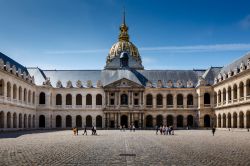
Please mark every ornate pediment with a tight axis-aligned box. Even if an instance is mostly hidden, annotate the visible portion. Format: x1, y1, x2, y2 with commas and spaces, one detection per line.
104, 78, 143, 89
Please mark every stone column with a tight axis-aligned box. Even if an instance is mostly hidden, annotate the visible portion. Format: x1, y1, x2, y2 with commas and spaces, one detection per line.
114, 113, 117, 128
244, 114, 247, 129
72, 115, 76, 128
237, 115, 240, 128
142, 113, 145, 128
226, 89, 229, 105
244, 85, 247, 101
153, 96, 156, 108
226, 114, 228, 128
237, 87, 240, 102
62, 115, 66, 128
131, 92, 134, 106
131, 113, 134, 124
128, 113, 131, 126
184, 96, 187, 108
173, 94, 177, 108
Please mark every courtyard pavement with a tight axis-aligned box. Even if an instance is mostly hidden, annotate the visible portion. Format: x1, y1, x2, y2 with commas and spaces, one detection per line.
0, 129, 250, 166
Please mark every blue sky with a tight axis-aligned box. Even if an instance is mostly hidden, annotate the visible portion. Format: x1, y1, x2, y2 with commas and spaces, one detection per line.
0, 0, 250, 70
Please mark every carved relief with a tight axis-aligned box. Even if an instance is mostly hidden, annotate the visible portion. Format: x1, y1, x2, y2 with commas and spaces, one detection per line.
87, 80, 93, 88
223, 73, 227, 80
233, 68, 238, 75
176, 80, 183, 88
66, 80, 72, 88
43, 77, 51, 86
228, 70, 232, 78
187, 80, 193, 88
17, 68, 22, 77
167, 80, 173, 88
76, 80, 82, 88
6, 62, 11, 72
12, 65, 17, 75
146, 81, 152, 88
56, 80, 62, 88
157, 80, 163, 88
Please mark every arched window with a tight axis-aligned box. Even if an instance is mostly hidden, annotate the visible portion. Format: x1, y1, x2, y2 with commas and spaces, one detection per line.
246, 79, 250, 97
19, 87, 22, 101
156, 94, 163, 106
223, 88, 226, 104
76, 94, 82, 105
167, 94, 173, 106
177, 115, 184, 127
13, 84, 17, 99
96, 94, 102, 105
66, 115, 72, 128
204, 115, 210, 127
86, 115, 92, 127
56, 115, 62, 128
156, 115, 163, 127
228, 86, 232, 102
204, 93, 210, 105
24, 88, 27, 102
227, 113, 232, 128
39, 115, 45, 128
233, 84, 237, 100
167, 115, 173, 127
32, 92, 35, 104
146, 115, 153, 128
121, 94, 128, 105
39, 92, 45, 104
76, 115, 82, 127
66, 94, 72, 105
239, 82, 244, 98
86, 94, 92, 105
56, 94, 62, 105
177, 94, 183, 106
0, 79, 4, 96
218, 90, 222, 103
28, 90, 31, 103
96, 115, 102, 128
187, 115, 193, 127
7, 82, 11, 98
187, 94, 193, 106
18, 113, 22, 128
146, 94, 153, 106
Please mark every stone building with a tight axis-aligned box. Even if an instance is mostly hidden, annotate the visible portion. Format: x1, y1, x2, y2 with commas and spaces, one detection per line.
0, 16, 250, 131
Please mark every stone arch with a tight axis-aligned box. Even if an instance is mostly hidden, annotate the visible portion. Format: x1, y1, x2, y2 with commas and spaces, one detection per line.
0, 79, 4, 96
32, 91, 35, 104
120, 94, 128, 105
204, 114, 211, 127
222, 113, 226, 128
204, 93, 210, 105
28, 114, 31, 128
56, 94, 62, 105
13, 84, 17, 99
13, 112, 17, 128
227, 113, 232, 128
39, 92, 45, 104
218, 90, 222, 104
239, 112, 244, 128
167, 115, 173, 127
146, 115, 153, 128
66, 115, 72, 128
76, 115, 82, 128
239, 82, 244, 98
24, 114, 27, 128
146, 94, 153, 106
96, 94, 102, 105
177, 115, 184, 127
39, 115, 45, 128
156, 115, 163, 127
177, 94, 183, 106
66, 94, 72, 105
18, 86, 22, 101
7, 82, 11, 98
187, 94, 193, 106
246, 79, 250, 97
121, 115, 128, 128
19, 113, 22, 128
6, 112, 11, 128
223, 88, 226, 103
86, 94, 92, 105
76, 94, 82, 105
86, 115, 92, 127
218, 114, 221, 128
0, 111, 4, 128
247, 111, 250, 128
233, 112, 237, 128
28, 90, 31, 103
233, 84, 237, 100
167, 94, 173, 106
187, 115, 193, 127
56, 115, 62, 128
23, 88, 27, 102
228, 86, 232, 101
214, 92, 217, 105
156, 94, 163, 106
32, 115, 35, 128
96, 115, 102, 128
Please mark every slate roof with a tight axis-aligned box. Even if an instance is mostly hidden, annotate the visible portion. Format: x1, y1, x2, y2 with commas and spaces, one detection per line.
219, 52, 250, 75
0, 52, 28, 73
202, 67, 222, 85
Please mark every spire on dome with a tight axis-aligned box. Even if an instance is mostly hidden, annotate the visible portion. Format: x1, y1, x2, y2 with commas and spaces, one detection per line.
119, 7, 129, 42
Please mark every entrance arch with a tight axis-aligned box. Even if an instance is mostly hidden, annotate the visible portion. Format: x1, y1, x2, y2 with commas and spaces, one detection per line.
0, 111, 4, 128
56, 115, 62, 128
227, 113, 232, 128
146, 115, 153, 128
76, 115, 82, 128
7, 112, 11, 128
86, 115, 92, 127
233, 112, 237, 128
177, 115, 183, 127
96, 115, 102, 128
222, 114, 226, 128
39, 115, 45, 128
66, 115, 72, 128
167, 115, 173, 127
187, 115, 193, 127
218, 114, 221, 128
239, 112, 244, 128
247, 111, 250, 128
13, 113, 17, 128
121, 115, 128, 128
156, 115, 163, 127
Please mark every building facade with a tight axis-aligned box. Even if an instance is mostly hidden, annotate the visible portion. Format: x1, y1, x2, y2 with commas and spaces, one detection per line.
0, 17, 250, 131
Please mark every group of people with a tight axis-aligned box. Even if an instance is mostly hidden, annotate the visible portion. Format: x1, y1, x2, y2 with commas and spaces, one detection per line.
72, 126, 97, 136
156, 125, 174, 135
119, 124, 136, 132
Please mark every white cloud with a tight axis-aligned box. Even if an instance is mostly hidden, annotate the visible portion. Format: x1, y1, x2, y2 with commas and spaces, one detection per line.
240, 14, 250, 29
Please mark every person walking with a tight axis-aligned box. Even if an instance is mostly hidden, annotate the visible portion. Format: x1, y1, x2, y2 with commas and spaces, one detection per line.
82, 125, 87, 135
132, 125, 135, 132
212, 127, 216, 136
156, 125, 159, 135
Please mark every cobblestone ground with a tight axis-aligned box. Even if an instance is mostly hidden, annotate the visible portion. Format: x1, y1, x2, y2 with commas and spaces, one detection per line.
0, 130, 250, 166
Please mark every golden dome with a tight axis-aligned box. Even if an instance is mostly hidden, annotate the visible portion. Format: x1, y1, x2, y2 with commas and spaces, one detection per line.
106, 12, 142, 64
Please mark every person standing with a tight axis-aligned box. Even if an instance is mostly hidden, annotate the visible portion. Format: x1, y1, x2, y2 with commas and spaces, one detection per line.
156, 125, 159, 135
132, 125, 135, 132
82, 125, 87, 135
212, 127, 216, 136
